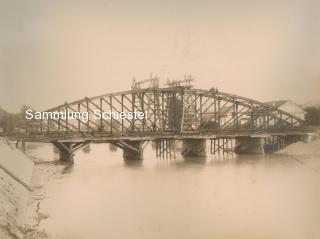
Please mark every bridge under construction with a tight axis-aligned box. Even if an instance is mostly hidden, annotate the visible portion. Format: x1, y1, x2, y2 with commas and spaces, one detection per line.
8, 77, 310, 162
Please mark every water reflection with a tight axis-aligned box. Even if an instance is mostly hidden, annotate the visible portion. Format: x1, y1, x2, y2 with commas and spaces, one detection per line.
25, 142, 320, 239
60, 164, 74, 174
82, 144, 91, 153
123, 159, 143, 168
109, 143, 118, 152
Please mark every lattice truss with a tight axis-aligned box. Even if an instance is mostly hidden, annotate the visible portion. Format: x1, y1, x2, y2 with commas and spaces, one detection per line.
25, 88, 304, 135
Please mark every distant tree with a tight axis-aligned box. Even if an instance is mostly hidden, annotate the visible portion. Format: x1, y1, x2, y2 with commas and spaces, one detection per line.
0, 108, 16, 133
305, 106, 320, 125
0, 105, 34, 134
19, 105, 33, 129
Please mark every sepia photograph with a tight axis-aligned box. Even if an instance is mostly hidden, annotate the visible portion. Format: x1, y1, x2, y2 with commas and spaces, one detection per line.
0, 1, 320, 239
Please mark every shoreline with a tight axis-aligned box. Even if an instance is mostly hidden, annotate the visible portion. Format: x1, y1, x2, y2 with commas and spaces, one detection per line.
0, 139, 34, 239
1, 137, 319, 239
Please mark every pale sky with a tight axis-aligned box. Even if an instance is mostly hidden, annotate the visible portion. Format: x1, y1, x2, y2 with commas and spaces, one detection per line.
0, 0, 319, 112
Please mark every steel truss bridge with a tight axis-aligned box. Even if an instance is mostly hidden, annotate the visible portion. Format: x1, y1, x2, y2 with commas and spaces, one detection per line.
10, 85, 307, 161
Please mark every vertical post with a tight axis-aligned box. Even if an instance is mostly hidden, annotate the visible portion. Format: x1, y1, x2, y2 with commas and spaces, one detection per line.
86, 99, 89, 132
194, 92, 198, 130
110, 96, 113, 134
223, 138, 225, 154
267, 107, 270, 129
65, 104, 69, 131
58, 109, 61, 131
214, 96, 217, 126
154, 91, 157, 132
217, 138, 220, 153
200, 95, 203, 131
180, 92, 184, 132
263, 106, 266, 129
272, 136, 275, 150
235, 102, 238, 129
226, 138, 229, 151
142, 93, 145, 132
232, 99, 236, 129
231, 138, 233, 152
132, 93, 135, 131
100, 98, 103, 130
78, 104, 81, 131
121, 94, 124, 132
217, 98, 221, 129
171, 140, 174, 158
167, 140, 169, 158
162, 92, 165, 131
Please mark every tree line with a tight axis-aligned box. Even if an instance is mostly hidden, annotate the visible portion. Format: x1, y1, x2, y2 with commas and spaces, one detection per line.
304, 106, 320, 126
0, 105, 31, 134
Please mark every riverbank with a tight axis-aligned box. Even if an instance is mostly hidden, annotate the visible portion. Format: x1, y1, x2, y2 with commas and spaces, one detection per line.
2, 137, 319, 239
23, 141, 320, 239
277, 139, 320, 156
0, 139, 34, 239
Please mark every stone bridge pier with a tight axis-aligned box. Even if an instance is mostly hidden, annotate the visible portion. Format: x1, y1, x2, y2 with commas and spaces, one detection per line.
52, 141, 90, 163
235, 135, 306, 154
302, 134, 313, 143
111, 140, 144, 160
235, 137, 265, 154
182, 139, 206, 157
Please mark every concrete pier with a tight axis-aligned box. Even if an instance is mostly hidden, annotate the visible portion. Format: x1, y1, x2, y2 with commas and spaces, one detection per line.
52, 141, 90, 163
302, 134, 313, 143
122, 140, 143, 160
235, 137, 265, 154
181, 139, 206, 157
58, 142, 74, 163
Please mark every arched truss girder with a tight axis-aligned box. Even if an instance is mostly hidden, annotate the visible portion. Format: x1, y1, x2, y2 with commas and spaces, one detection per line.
26, 88, 304, 135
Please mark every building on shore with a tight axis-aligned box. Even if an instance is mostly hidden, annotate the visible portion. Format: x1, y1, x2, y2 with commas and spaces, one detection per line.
265, 100, 306, 121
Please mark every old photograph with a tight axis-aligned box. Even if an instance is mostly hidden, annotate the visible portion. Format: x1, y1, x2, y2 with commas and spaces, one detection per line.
0, 1, 320, 239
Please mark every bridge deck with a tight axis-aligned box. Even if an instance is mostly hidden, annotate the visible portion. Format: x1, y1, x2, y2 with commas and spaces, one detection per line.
7, 128, 308, 143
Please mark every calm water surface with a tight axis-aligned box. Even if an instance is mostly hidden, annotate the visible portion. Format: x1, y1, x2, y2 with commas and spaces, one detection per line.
26, 142, 320, 239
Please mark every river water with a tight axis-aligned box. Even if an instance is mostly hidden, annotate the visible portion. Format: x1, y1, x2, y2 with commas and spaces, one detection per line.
25, 142, 320, 239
